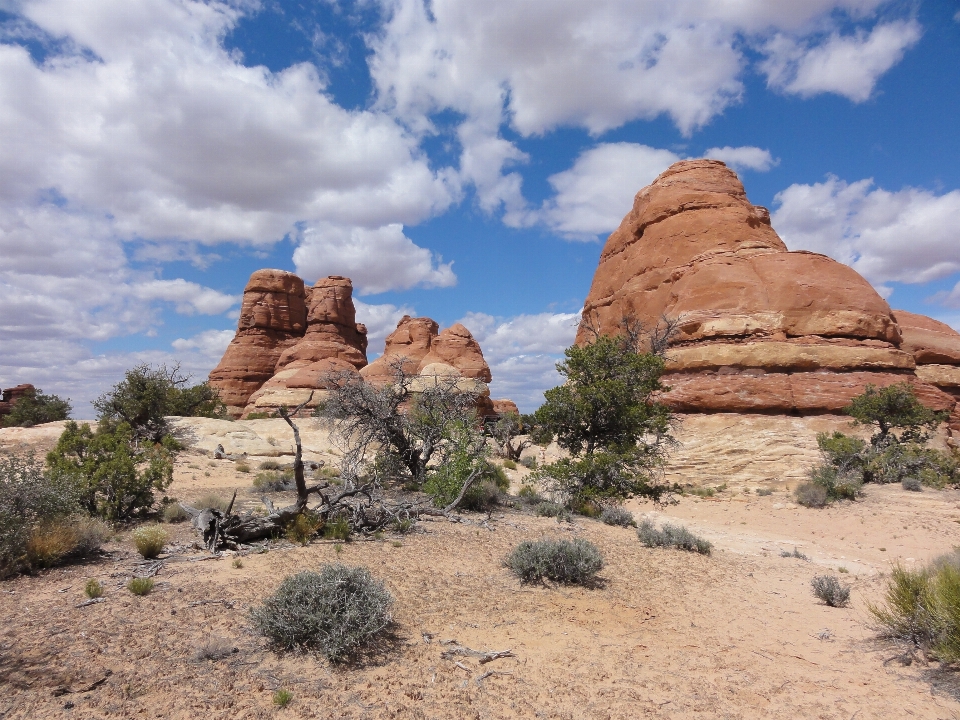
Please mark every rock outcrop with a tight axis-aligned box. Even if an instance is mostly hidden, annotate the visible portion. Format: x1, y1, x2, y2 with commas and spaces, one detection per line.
209, 274, 511, 419
0, 384, 36, 421
577, 159, 958, 435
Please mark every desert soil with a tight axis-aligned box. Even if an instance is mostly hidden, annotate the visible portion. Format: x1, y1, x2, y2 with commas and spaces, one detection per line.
2, 416, 960, 719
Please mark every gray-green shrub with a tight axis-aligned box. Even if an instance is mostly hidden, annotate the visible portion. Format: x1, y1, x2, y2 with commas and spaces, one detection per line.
600, 506, 635, 527
251, 565, 393, 662
504, 538, 603, 585
638, 519, 712, 555
811, 575, 850, 607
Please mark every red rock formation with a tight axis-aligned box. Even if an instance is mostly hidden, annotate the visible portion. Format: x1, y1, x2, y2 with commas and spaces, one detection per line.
577, 160, 955, 422
417, 323, 493, 382
0, 384, 36, 420
208, 270, 307, 415
359, 316, 440, 384
492, 399, 520, 417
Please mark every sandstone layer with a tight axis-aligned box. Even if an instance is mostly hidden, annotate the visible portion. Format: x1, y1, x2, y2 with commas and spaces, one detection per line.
577, 159, 959, 439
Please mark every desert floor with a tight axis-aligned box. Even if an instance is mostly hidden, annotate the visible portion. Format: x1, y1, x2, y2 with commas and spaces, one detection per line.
2, 417, 960, 719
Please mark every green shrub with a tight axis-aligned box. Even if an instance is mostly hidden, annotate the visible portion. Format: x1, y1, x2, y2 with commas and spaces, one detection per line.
250, 565, 393, 661
253, 470, 292, 492
520, 456, 538, 470
235, 461, 251, 473
795, 482, 829, 508
1, 453, 80, 576
504, 538, 604, 585
870, 554, 960, 663
392, 517, 415, 534
321, 516, 351, 542
502, 459, 517, 470
273, 689, 293, 708
807, 463, 863, 502
1, 387, 71, 428
127, 577, 154, 596
517, 484, 543, 504
902, 477, 923, 492
811, 575, 850, 607
132, 525, 167, 559
85, 578, 104, 599
638, 519, 712, 555
286, 511, 323, 545
600, 506, 635, 527
259, 460, 282, 470
688, 486, 715, 498
756, 487, 774, 496
535, 501, 565, 518
424, 451, 506, 511
47, 421, 174, 521
162, 502, 191, 523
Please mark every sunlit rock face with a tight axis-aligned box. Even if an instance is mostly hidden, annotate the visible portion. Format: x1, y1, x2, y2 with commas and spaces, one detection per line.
577, 159, 958, 443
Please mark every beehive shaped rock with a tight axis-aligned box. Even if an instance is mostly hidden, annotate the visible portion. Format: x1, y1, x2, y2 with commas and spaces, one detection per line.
359, 316, 439, 384
208, 270, 308, 415
577, 160, 957, 423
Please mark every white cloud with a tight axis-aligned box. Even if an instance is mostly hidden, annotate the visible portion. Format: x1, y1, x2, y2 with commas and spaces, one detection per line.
538, 144, 681, 238
133, 279, 239, 316
460, 311, 580, 412
702, 146, 779, 172
928, 281, 960, 310
171, 329, 235, 359
772, 176, 960, 285
293, 223, 456, 295
761, 20, 922, 102
354, 299, 416, 356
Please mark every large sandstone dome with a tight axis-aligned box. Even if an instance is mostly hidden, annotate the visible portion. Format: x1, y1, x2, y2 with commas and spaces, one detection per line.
577, 159, 960, 442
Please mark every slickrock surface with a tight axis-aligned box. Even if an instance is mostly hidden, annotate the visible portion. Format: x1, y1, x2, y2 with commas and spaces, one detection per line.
577, 160, 958, 438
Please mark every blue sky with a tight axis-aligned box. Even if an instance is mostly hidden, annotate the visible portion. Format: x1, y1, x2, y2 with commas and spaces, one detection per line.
1, 0, 959, 415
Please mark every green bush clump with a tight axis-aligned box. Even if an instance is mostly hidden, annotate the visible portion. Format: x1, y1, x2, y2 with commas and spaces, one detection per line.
534, 501, 566, 518
251, 565, 393, 662
0, 453, 84, 576
795, 482, 829, 508
504, 538, 604, 585
273, 689, 293, 708
423, 433, 508, 511
322, 516, 351, 541
870, 552, 960, 663
85, 578, 104, 599
253, 470, 292, 492
47, 420, 174, 521
517, 484, 543, 504
600, 506, 635, 527
162, 502, 191, 523
811, 575, 851, 607
1, 387, 71, 428
259, 460, 282, 471
286, 511, 323, 545
132, 525, 167, 559
502, 459, 517, 470
638, 519, 712, 555
128, 577, 154, 596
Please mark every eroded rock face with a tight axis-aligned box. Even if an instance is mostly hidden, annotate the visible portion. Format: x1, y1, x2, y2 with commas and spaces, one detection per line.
0, 384, 36, 421
359, 316, 439, 384
577, 160, 957, 431
209, 270, 308, 414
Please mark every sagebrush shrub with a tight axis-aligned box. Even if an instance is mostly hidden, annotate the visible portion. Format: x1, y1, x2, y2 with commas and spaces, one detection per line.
259, 460, 282, 471
535, 501, 565, 518
811, 575, 851, 607
520, 456, 537, 470
132, 525, 167, 559
0, 453, 78, 576
901, 477, 923, 492
85, 578, 104, 599
600, 506, 635, 527
638, 519, 712, 555
504, 538, 604, 585
162, 502, 191, 523
253, 470, 292, 492
251, 565, 393, 661
795, 482, 829, 508
321, 516, 351, 541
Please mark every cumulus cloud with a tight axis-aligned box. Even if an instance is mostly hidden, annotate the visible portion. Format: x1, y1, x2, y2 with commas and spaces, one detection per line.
460, 311, 580, 411
761, 20, 922, 102
702, 146, 779, 172
772, 176, 960, 286
538, 144, 681, 238
133, 280, 239, 316
171, 329, 235, 359
928, 281, 960, 310
293, 223, 456, 295
354, 299, 416, 356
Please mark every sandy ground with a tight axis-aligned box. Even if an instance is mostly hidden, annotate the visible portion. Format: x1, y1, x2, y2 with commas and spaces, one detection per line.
2, 418, 960, 718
